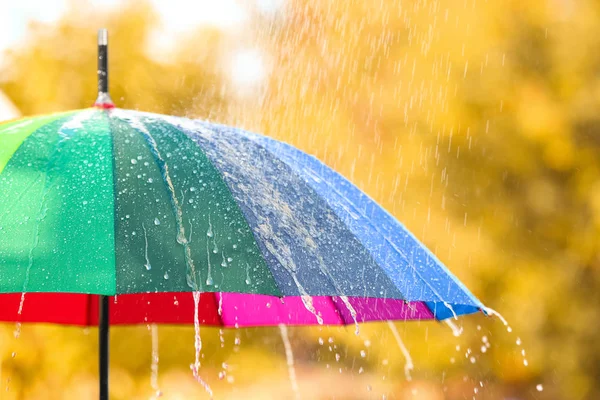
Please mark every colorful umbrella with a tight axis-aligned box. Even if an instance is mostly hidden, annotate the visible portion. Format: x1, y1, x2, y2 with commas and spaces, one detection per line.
0, 30, 485, 399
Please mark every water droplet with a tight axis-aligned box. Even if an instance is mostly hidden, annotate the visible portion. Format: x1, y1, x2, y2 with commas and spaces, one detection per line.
188, 198, 194, 204
163, 272, 169, 280
154, 218, 161, 225
130, 159, 137, 164
318, 337, 324, 345
536, 384, 543, 392
335, 353, 341, 362
148, 178, 153, 183
360, 350, 366, 358
516, 337, 522, 346
11, 352, 16, 358
190, 187, 197, 192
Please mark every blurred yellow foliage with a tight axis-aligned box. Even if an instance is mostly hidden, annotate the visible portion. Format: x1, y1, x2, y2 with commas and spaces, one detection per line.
1, 0, 600, 399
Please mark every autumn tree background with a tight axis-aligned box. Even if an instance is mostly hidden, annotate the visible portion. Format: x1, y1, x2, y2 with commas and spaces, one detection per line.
1, 0, 599, 399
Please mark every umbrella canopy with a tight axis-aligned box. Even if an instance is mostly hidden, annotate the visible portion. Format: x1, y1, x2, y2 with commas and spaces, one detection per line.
0, 108, 484, 325
0, 29, 486, 400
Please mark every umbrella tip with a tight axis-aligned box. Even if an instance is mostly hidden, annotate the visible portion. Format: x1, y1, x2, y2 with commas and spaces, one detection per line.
94, 29, 114, 109
98, 28, 108, 46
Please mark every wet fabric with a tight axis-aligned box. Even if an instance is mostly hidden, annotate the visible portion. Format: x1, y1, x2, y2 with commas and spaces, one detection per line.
0, 108, 484, 323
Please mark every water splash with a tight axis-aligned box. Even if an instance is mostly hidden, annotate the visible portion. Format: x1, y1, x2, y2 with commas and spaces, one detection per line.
482, 307, 512, 332
142, 223, 151, 270
218, 292, 223, 316
191, 292, 213, 398
245, 262, 251, 285
338, 296, 360, 335
279, 324, 301, 400
444, 319, 463, 337
205, 239, 213, 286
442, 302, 458, 320
387, 321, 414, 381
150, 324, 162, 398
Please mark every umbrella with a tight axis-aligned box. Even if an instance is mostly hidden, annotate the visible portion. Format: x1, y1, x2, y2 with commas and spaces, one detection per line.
0, 30, 486, 399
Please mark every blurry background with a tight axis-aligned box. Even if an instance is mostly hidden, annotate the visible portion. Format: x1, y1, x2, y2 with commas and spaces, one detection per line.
1, 0, 599, 399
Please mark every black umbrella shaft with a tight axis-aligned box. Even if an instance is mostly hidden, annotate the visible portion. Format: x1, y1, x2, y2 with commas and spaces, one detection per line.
99, 295, 109, 400
98, 29, 108, 94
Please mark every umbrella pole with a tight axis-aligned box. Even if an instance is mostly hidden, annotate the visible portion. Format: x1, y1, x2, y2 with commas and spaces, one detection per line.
99, 295, 109, 400
95, 28, 114, 108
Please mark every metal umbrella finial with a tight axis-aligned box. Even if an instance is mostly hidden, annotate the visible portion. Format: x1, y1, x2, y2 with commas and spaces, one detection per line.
94, 28, 114, 108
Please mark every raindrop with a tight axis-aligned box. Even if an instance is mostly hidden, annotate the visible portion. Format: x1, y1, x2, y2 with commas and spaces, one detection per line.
388, 321, 413, 381
148, 178, 153, 183
142, 224, 151, 270
154, 218, 161, 226
150, 324, 161, 397
360, 350, 366, 358
191, 292, 213, 397
11, 352, 16, 358
163, 272, 169, 280
444, 319, 463, 337
279, 325, 300, 399
536, 384, 543, 392
131, 159, 137, 164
